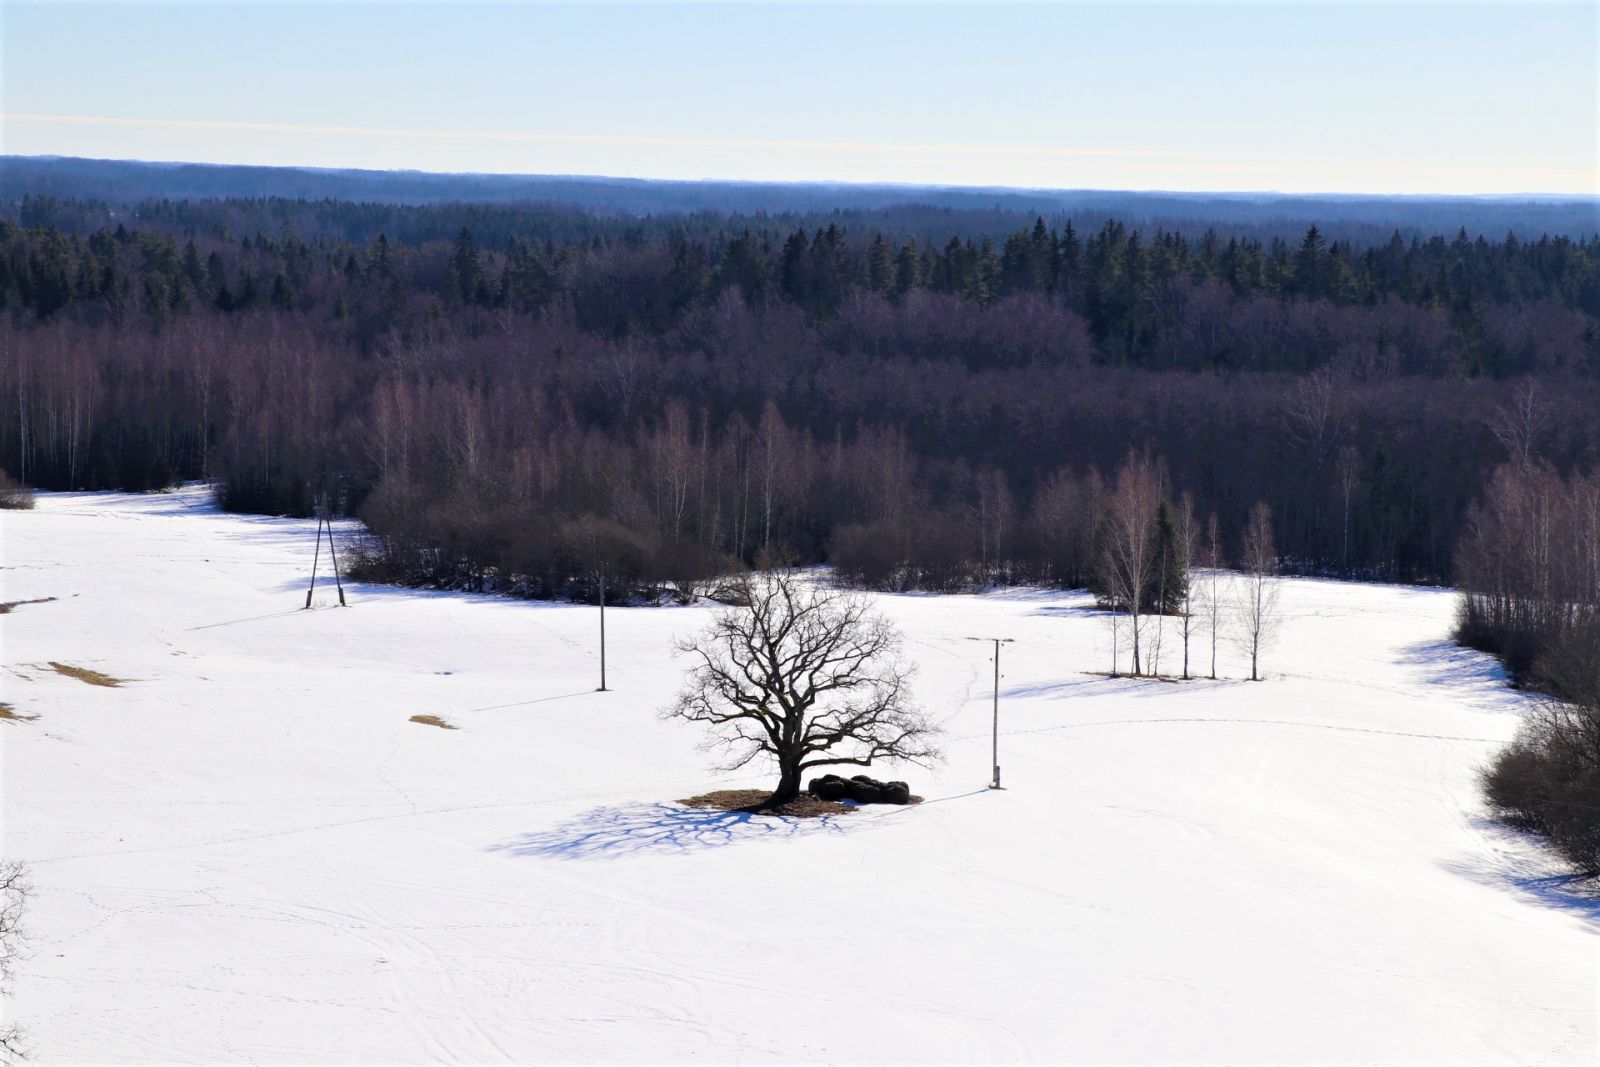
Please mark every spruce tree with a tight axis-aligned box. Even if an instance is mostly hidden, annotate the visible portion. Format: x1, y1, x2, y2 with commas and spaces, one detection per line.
1150, 499, 1187, 615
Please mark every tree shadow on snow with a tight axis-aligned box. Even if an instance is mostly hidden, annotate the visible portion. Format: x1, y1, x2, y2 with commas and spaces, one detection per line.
1025, 603, 1107, 619
1002, 674, 1237, 702
489, 802, 850, 860
1444, 819, 1600, 931
1396, 639, 1527, 715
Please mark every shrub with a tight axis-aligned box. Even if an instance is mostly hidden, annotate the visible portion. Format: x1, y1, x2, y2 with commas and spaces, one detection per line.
1483, 705, 1600, 875
830, 520, 908, 590
1482, 626, 1600, 876
0, 470, 33, 511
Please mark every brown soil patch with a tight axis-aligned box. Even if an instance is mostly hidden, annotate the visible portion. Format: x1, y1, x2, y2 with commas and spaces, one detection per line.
679, 788, 857, 818
0, 596, 57, 614
0, 703, 38, 723
46, 662, 123, 687
409, 714, 458, 730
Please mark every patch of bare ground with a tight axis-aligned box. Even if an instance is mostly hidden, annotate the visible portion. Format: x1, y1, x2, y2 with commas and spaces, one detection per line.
409, 714, 457, 730
45, 662, 123, 687
1083, 670, 1190, 683
0, 596, 57, 614
0, 703, 38, 723
678, 789, 859, 818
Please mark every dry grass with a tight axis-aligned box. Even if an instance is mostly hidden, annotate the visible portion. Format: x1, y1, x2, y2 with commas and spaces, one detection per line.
0, 596, 57, 614
0, 703, 38, 723
409, 714, 458, 730
679, 788, 855, 818
45, 662, 123, 687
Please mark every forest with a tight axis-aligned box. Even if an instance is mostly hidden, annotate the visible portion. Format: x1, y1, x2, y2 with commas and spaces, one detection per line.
3, 166, 1600, 877
1, 182, 1598, 604
8, 155, 1598, 240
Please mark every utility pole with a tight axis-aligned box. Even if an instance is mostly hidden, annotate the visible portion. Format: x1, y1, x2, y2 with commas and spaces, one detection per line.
324, 496, 347, 608
303, 493, 347, 609
304, 514, 322, 610
966, 636, 1014, 789
597, 564, 608, 692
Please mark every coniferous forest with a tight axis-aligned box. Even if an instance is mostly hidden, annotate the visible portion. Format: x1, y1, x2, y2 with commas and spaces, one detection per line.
3, 169, 1598, 603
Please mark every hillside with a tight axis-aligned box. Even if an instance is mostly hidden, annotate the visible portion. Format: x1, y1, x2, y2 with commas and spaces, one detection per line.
1, 488, 1593, 1063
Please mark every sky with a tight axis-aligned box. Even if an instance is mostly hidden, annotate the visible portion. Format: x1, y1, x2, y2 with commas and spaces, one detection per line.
2, 1, 1596, 196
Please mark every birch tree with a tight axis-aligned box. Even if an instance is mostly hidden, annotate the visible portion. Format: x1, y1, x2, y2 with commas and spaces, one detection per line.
1236, 503, 1282, 682
1099, 451, 1162, 676
1201, 513, 1225, 679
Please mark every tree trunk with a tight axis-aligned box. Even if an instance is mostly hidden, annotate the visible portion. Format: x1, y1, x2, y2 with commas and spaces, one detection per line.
1210, 599, 1218, 679
770, 761, 803, 805
1131, 609, 1142, 675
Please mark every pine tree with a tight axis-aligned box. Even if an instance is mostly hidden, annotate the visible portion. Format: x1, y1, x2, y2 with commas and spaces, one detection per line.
451, 228, 484, 304
867, 234, 893, 293
182, 238, 207, 292
1295, 225, 1328, 300
893, 239, 920, 297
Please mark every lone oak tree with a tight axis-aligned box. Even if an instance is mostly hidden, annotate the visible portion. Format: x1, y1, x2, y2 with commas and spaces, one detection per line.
667, 569, 940, 805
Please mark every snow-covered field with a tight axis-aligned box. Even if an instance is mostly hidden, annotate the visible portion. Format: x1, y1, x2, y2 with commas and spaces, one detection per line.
2, 488, 1595, 1065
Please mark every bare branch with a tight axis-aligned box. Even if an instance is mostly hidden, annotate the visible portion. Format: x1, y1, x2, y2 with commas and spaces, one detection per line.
663, 569, 941, 802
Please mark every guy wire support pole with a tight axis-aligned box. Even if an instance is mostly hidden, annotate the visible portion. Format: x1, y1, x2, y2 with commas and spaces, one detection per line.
325, 509, 347, 607
304, 491, 348, 609
304, 504, 323, 610
966, 636, 1014, 789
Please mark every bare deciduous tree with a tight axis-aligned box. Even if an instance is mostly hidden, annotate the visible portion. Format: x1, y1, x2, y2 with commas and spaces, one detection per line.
666, 569, 940, 804
1488, 379, 1549, 472
1283, 365, 1348, 465
1, 860, 30, 1064
1199, 512, 1225, 679
1236, 503, 1282, 682
1099, 451, 1163, 676
1336, 444, 1360, 572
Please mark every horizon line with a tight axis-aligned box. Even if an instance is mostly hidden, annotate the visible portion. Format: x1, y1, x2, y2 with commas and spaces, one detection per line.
5, 152, 1598, 206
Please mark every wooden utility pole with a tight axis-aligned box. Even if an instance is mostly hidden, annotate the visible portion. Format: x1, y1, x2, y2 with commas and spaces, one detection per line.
324, 515, 347, 608
597, 565, 608, 692
966, 636, 1014, 789
304, 514, 323, 610
303, 494, 347, 609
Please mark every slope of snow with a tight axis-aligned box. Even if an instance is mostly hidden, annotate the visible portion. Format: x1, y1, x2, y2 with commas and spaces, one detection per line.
1, 488, 1594, 1065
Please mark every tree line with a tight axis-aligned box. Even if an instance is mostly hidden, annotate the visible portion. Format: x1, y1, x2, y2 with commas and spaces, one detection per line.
1, 198, 1597, 603
1459, 456, 1600, 876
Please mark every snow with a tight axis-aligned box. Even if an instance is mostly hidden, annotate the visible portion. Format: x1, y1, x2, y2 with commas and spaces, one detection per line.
2, 488, 1595, 1065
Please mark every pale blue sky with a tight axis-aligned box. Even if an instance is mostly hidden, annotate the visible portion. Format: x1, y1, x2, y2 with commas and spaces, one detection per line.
3, 1, 1596, 194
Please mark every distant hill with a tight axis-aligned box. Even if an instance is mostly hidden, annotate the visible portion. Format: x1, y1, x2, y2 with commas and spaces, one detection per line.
3, 155, 1597, 242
